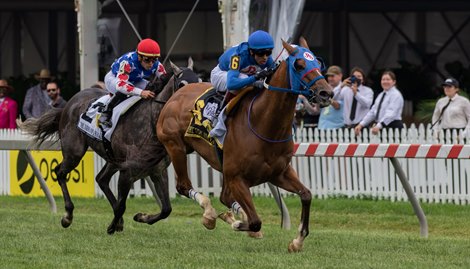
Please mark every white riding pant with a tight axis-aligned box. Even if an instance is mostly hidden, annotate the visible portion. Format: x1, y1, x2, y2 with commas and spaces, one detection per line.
210, 65, 248, 94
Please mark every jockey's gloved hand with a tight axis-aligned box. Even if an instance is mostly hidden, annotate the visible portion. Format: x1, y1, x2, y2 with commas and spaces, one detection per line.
253, 81, 265, 89
254, 69, 272, 80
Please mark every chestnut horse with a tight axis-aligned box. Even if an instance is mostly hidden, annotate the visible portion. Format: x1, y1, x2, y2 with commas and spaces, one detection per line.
157, 38, 333, 252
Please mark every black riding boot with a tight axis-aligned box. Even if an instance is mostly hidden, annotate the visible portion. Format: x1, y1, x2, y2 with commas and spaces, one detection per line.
101, 92, 127, 127
219, 91, 236, 112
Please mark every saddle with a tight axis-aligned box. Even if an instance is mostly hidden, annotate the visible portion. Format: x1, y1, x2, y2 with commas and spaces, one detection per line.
185, 86, 255, 150
78, 95, 141, 142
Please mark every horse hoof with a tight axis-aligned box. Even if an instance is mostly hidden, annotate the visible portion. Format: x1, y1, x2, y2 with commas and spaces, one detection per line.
133, 213, 147, 223
202, 207, 217, 230
116, 218, 124, 232
287, 239, 303, 253
231, 220, 242, 230
61, 216, 72, 228
218, 211, 235, 225
202, 216, 216, 230
247, 231, 263, 239
107, 226, 116, 235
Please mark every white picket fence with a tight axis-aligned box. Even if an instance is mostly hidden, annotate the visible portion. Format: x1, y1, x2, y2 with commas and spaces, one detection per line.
1, 125, 470, 204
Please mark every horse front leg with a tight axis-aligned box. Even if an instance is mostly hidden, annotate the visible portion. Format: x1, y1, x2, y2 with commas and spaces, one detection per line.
219, 177, 263, 238
220, 176, 262, 233
272, 165, 311, 253
107, 170, 132, 234
96, 162, 118, 208
134, 157, 172, 224
167, 145, 217, 230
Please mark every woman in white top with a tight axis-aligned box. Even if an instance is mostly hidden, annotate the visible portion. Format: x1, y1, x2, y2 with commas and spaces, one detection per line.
431, 78, 470, 132
355, 70, 404, 135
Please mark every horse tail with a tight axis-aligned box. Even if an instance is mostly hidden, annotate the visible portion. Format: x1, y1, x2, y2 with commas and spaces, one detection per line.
19, 108, 63, 146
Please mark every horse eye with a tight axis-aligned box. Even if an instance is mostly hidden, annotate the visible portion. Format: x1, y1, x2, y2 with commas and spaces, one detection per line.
179, 81, 188, 88
294, 60, 304, 71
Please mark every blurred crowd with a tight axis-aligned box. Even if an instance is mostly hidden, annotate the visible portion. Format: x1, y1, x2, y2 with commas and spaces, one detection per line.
294, 65, 470, 136
0, 68, 106, 129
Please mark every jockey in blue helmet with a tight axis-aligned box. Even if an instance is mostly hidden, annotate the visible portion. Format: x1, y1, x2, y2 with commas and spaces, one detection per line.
210, 30, 275, 110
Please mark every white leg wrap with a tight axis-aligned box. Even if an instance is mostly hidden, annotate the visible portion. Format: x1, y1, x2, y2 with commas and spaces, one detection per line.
189, 189, 200, 202
231, 202, 241, 215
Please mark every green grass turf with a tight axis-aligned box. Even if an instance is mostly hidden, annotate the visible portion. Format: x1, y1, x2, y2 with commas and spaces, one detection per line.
0, 195, 469, 269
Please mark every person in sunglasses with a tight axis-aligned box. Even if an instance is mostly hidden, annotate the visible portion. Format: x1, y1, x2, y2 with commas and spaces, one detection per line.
210, 30, 275, 113
102, 38, 166, 127
46, 81, 67, 108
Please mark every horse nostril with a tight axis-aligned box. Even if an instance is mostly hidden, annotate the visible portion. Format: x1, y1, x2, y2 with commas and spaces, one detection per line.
318, 90, 331, 98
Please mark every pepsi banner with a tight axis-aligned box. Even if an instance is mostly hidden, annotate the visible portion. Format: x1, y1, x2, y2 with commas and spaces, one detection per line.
10, 150, 95, 197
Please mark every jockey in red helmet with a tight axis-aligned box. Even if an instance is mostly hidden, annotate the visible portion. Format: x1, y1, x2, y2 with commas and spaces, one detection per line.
102, 38, 167, 127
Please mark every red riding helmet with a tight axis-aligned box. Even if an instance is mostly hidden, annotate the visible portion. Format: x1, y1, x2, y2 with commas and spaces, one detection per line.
137, 38, 161, 57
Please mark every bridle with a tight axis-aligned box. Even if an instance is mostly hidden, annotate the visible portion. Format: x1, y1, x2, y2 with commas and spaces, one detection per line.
247, 46, 327, 143
153, 68, 198, 104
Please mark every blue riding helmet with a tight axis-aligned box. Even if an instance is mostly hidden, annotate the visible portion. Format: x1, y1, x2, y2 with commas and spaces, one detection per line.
248, 30, 274, 50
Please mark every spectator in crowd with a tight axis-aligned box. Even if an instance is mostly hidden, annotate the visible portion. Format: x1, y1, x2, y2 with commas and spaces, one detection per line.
325, 65, 343, 92
431, 78, 470, 133
46, 81, 67, 108
23, 68, 53, 119
314, 99, 344, 130
334, 67, 374, 128
0, 79, 18, 129
355, 70, 404, 135
295, 95, 320, 129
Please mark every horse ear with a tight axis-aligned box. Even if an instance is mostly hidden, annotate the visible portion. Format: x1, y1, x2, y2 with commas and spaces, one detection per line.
299, 36, 309, 49
170, 60, 182, 74
187, 57, 194, 71
282, 39, 296, 55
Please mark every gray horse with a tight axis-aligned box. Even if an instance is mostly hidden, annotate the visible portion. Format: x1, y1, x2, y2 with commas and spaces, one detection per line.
20, 59, 199, 234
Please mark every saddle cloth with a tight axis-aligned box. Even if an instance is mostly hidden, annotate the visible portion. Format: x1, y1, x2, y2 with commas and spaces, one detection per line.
185, 87, 224, 149
185, 86, 255, 149
77, 95, 141, 141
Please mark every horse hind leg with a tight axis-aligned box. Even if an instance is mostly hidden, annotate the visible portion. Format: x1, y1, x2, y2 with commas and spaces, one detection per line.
272, 165, 311, 253
55, 152, 86, 228
134, 158, 172, 224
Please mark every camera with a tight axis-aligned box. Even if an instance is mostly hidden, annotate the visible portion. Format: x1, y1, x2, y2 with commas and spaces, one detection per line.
350, 75, 362, 85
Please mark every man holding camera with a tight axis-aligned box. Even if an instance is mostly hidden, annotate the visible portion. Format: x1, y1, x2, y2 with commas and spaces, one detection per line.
333, 66, 374, 128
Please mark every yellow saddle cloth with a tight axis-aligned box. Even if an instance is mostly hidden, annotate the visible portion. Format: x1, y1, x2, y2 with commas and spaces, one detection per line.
184, 86, 254, 149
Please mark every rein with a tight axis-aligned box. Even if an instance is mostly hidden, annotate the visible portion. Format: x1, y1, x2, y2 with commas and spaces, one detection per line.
263, 74, 324, 95
152, 70, 182, 104
246, 49, 325, 143
247, 92, 293, 143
